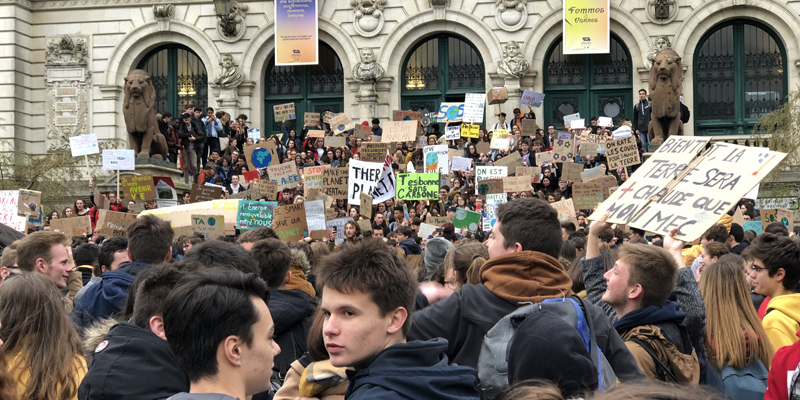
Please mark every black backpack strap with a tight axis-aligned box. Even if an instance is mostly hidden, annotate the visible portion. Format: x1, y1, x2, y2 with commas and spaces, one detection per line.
629, 337, 679, 383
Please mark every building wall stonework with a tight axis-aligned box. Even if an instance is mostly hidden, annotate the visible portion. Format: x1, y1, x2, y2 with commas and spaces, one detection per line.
1, 0, 800, 154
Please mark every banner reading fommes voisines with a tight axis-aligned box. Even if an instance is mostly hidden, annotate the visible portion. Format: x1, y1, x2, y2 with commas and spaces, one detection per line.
274, 0, 319, 65
562, 0, 609, 54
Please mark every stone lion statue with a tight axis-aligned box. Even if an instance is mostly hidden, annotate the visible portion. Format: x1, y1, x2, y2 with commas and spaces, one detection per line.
648, 50, 683, 143
123, 69, 168, 160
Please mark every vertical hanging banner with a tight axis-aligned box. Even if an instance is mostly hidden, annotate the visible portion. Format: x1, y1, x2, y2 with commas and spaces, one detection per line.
274, 0, 318, 65
562, 0, 610, 54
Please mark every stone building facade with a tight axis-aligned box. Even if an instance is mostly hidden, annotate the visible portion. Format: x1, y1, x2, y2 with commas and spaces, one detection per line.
1, 0, 798, 155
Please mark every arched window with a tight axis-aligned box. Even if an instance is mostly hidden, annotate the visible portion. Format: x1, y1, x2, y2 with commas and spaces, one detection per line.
401, 35, 485, 117
543, 35, 632, 129
694, 21, 787, 135
265, 42, 344, 134
137, 44, 208, 117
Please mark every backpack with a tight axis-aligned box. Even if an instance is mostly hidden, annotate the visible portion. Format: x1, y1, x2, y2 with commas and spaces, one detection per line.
718, 359, 768, 400
477, 295, 617, 399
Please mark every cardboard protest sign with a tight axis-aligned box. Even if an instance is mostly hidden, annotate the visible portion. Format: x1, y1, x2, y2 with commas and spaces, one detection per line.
453, 208, 481, 232
490, 137, 510, 151
121, 175, 157, 201
397, 173, 439, 201
243, 170, 260, 183
273, 103, 296, 122
580, 166, 605, 182
463, 93, 485, 123
580, 141, 599, 158
535, 151, 555, 166
392, 110, 422, 121
437, 103, 465, 122
306, 188, 334, 209
521, 90, 545, 108
494, 153, 524, 169
552, 139, 574, 162
266, 162, 300, 192
521, 119, 537, 136
192, 215, 224, 239
360, 143, 390, 162
354, 124, 372, 139
329, 114, 352, 134
563, 113, 580, 128
451, 157, 472, 172
69, 133, 100, 157
96, 209, 138, 237
359, 193, 373, 219
304, 112, 321, 127
562, 162, 584, 182
381, 121, 417, 143
605, 135, 641, 169
325, 207, 337, 220
310, 229, 332, 240
447, 148, 462, 162
50, 215, 91, 236
761, 208, 794, 232
190, 183, 223, 203
477, 142, 491, 154
227, 190, 254, 200
502, 176, 531, 193
237, 200, 277, 230
516, 166, 542, 183
427, 215, 452, 227
355, 219, 371, 233
307, 130, 325, 138
253, 179, 278, 201
444, 126, 461, 141
102, 149, 135, 171
303, 165, 328, 192
476, 179, 504, 195
493, 129, 511, 138
589, 137, 785, 241
475, 166, 508, 194
461, 124, 480, 139
141, 199, 239, 235
321, 168, 348, 198
272, 203, 308, 242
326, 217, 353, 244
17, 190, 41, 216
348, 160, 383, 205
551, 198, 577, 222
424, 145, 449, 175
304, 200, 326, 231
572, 181, 605, 210
743, 221, 763, 236
243, 141, 278, 170
486, 87, 508, 105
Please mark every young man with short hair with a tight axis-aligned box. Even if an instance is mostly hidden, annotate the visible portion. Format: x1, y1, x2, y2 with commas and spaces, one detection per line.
74, 237, 129, 304
163, 270, 280, 400
409, 198, 642, 380
237, 227, 279, 251
0, 242, 20, 282
633, 88, 651, 151
743, 233, 800, 353
16, 231, 73, 289
318, 240, 481, 399
726, 223, 749, 255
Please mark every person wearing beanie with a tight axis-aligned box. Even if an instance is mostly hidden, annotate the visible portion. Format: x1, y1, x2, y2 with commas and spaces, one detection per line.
424, 237, 454, 282
508, 311, 599, 398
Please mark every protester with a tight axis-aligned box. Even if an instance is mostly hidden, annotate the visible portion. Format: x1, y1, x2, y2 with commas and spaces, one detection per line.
318, 239, 482, 399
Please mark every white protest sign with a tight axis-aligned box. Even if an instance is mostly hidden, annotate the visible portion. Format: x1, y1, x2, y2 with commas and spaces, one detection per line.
451, 156, 472, 172
570, 119, 586, 130
348, 159, 383, 205
248, 129, 261, 143
598, 117, 613, 127
418, 223, 438, 239
69, 133, 100, 157
326, 217, 353, 244
612, 125, 632, 138
463, 93, 485, 123
0, 191, 28, 233
304, 200, 326, 231
563, 113, 580, 128
423, 145, 449, 175
371, 153, 396, 203
744, 183, 759, 200
102, 149, 136, 171
521, 90, 545, 108
475, 166, 508, 194
444, 126, 461, 141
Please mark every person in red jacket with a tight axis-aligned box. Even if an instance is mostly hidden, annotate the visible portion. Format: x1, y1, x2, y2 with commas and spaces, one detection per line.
765, 331, 800, 400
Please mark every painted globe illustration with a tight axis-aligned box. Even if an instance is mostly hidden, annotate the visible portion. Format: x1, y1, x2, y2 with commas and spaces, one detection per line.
251, 148, 272, 169
208, 217, 216, 226
446, 106, 460, 120
478, 184, 489, 195
456, 209, 467, 220
426, 152, 439, 171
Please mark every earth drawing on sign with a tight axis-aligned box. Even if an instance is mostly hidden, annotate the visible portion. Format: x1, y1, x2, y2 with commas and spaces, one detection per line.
251, 148, 273, 169
425, 152, 439, 171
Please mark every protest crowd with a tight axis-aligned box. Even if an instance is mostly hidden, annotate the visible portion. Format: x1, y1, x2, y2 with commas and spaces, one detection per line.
3, 91, 800, 400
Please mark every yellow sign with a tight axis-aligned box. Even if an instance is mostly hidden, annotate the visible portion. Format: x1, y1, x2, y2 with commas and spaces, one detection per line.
562, 0, 610, 54
461, 124, 480, 139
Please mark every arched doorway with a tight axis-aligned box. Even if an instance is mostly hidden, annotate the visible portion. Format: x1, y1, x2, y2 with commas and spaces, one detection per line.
401, 34, 485, 117
137, 44, 208, 118
693, 20, 787, 136
543, 35, 632, 129
264, 42, 344, 135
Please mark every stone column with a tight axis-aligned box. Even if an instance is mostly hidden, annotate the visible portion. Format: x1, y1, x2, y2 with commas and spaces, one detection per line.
44, 35, 92, 152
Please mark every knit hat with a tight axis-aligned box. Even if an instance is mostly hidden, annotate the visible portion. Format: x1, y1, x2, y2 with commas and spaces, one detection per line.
508, 311, 598, 398
424, 237, 453, 272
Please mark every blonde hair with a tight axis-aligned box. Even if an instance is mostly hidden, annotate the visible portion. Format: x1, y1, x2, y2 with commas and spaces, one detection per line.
443, 240, 488, 288
699, 254, 773, 369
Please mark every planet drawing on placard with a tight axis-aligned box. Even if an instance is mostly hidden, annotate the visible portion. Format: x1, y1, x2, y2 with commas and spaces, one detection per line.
425, 152, 439, 171
446, 106, 460, 120
251, 148, 272, 169
469, 223, 478, 231
455, 209, 467, 220
208, 217, 216, 226
478, 184, 490, 195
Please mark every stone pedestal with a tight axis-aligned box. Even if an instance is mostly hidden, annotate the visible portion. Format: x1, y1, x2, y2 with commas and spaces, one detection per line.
355, 82, 379, 121
211, 85, 240, 116
97, 158, 188, 195
45, 35, 91, 152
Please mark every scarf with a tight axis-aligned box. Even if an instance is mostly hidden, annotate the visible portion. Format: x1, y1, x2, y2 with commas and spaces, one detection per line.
480, 250, 573, 306
299, 359, 351, 397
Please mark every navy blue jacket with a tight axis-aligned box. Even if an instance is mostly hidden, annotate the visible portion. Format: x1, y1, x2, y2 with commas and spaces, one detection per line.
345, 338, 480, 400
614, 300, 686, 332
399, 238, 422, 256
70, 262, 154, 331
